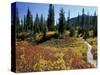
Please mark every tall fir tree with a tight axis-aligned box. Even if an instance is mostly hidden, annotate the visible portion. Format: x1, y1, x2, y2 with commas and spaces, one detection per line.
16, 7, 20, 36
87, 12, 90, 30
30, 14, 33, 31
81, 8, 85, 30
24, 15, 27, 31
81, 8, 85, 36
93, 11, 97, 37
39, 14, 44, 32
90, 14, 93, 29
58, 8, 66, 35
47, 4, 55, 31
34, 14, 40, 33
87, 12, 90, 25
26, 8, 33, 31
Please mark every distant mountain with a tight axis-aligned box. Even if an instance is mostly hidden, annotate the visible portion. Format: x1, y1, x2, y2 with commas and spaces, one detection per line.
68, 14, 95, 25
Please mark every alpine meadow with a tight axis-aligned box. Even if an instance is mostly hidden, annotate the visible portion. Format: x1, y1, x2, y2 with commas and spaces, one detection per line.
11, 2, 97, 73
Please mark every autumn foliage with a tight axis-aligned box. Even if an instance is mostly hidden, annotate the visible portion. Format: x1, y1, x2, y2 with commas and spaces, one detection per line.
16, 37, 95, 72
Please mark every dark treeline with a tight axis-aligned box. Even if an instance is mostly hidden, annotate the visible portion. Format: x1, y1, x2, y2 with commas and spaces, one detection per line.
11, 4, 97, 41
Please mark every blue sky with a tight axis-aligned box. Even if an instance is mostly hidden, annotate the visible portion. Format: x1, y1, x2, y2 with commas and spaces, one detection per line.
15, 2, 97, 24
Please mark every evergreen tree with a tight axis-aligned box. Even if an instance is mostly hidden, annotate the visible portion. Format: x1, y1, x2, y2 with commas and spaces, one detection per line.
69, 27, 74, 37
87, 12, 90, 26
93, 11, 97, 37
81, 8, 85, 30
90, 14, 93, 30
58, 8, 66, 35
24, 15, 27, 31
34, 14, 40, 33
30, 14, 33, 32
39, 14, 44, 32
81, 8, 85, 35
85, 12, 90, 37
26, 8, 33, 31
15, 8, 20, 37
47, 4, 55, 31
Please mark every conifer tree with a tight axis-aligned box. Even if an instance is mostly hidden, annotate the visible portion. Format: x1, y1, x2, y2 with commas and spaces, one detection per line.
16, 8, 20, 37
34, 14, 40, 33
93, 11, 97, 37
58, 8, 66, 35
47, 4, 55, 31
26, 8, 33, 31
